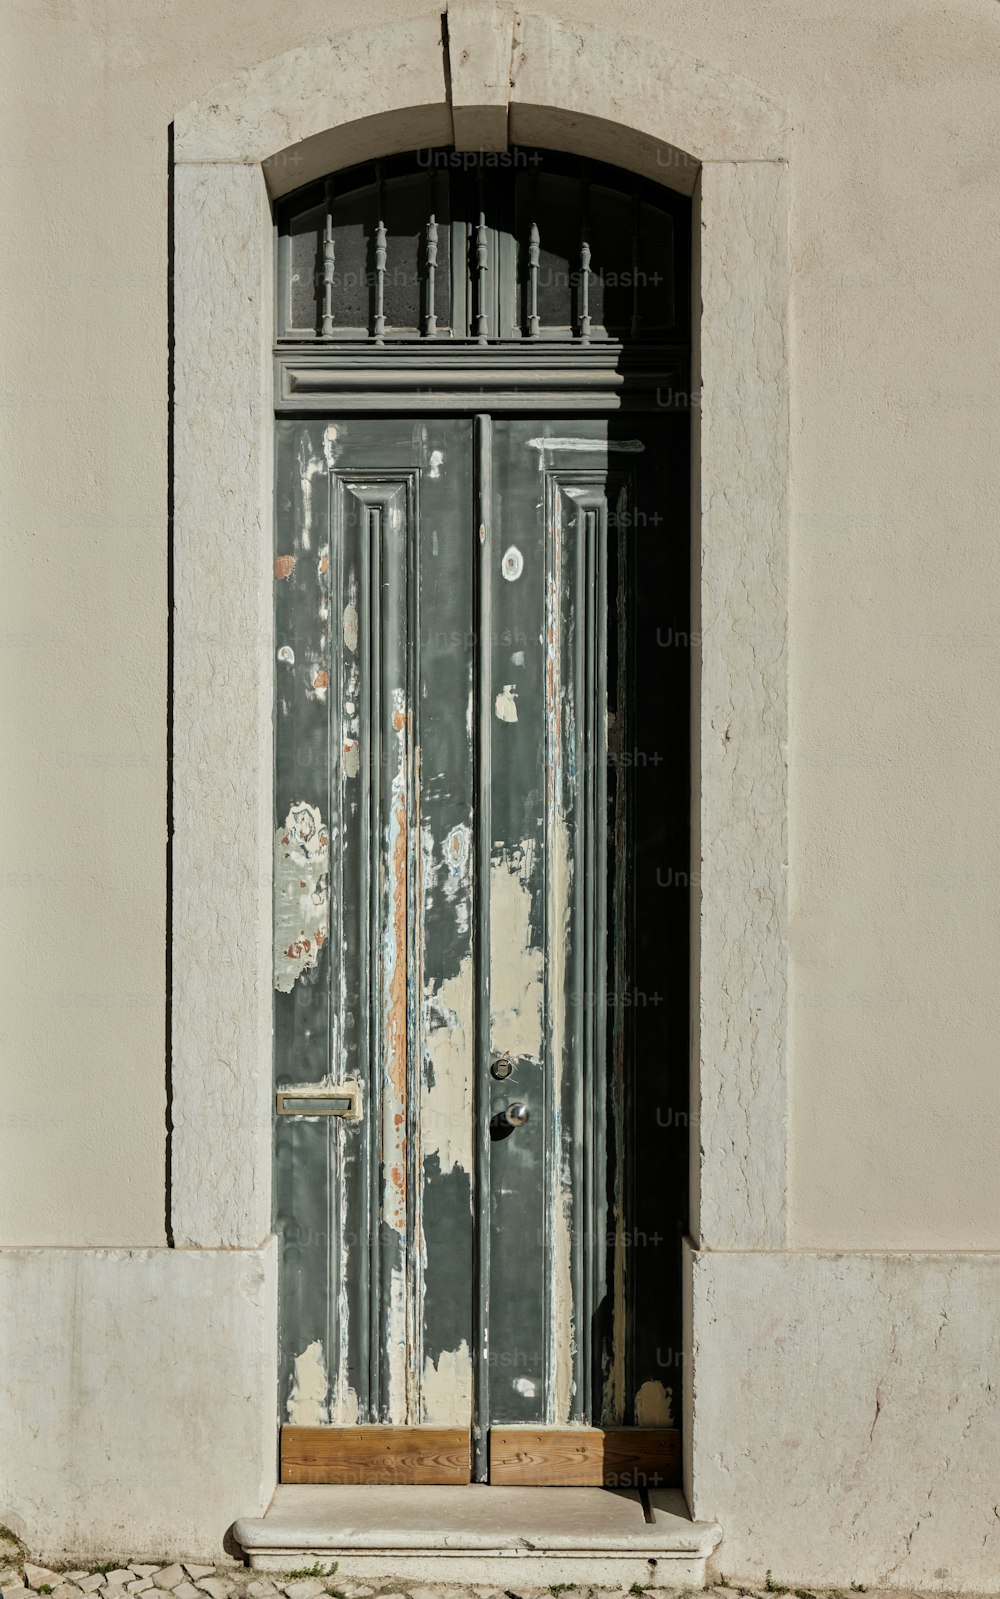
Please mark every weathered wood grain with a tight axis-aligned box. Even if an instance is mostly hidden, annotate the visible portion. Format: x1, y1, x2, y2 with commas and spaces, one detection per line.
281, 1426, 471, 1485
488, 1426, 681, 1487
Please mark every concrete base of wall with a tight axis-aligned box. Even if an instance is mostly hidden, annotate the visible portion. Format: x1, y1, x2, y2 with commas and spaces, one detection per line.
0, 1242, 278, 1561
686, 1244, 1000, 1590
3, 1240, 999, 1587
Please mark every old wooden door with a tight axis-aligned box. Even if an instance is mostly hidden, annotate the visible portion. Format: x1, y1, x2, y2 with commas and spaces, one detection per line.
271, 147, 690, 1488
274, 413, 684, 1485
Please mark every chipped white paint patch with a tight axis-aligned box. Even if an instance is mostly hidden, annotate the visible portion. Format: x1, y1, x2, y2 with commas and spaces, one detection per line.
286, 1339, 329, 1425
329, 1381, 361, 1426
501, 544, 524, 581
274, 802, 330, 993
322, 424, 340, 468
635, 1377, 674, 1428
343, 601, 359, 654
495, 683, 518, 722
422, 956, 474, 1177
490, 848, 543, 1062
443, 822, 471, 892
342, 737, 360, 781
526, 437, 645, 453
386, 1260, 409, 1424
277, 645, 294, 665
428, 449, 444, 479
514, 1376, 538, 1398
298, 450, 325, 550
422, 1340, 472, 1427
307, 657, 328, 701
551, 1179, 575, 1424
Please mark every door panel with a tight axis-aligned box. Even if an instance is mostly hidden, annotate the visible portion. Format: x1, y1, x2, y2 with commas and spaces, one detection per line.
481, 420, 634, 1434
274, 419, 475, 1429
274, 413, 685, 1480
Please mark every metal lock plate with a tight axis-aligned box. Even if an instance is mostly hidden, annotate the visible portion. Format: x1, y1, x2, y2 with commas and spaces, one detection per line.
490, 1052, 514, 1081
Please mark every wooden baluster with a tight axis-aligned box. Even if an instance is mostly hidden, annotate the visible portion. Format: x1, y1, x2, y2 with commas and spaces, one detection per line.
426, 214, 438, 338
579, 164, 591, 343
373, 162, 386, 343
321, 211, 336, 338
374, 220, 387, 343
476, 212, 489, 344
528, 221, 540, 339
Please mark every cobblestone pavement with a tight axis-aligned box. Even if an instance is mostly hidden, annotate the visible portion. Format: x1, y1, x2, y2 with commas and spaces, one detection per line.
0, 1556, 982, 1599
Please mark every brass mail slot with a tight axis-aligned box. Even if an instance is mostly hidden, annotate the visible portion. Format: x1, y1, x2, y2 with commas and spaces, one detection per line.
276, 1084, 362, 1119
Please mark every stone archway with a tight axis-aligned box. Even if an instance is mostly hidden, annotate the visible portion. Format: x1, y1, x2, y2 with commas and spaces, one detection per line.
169, 0, 790, 1520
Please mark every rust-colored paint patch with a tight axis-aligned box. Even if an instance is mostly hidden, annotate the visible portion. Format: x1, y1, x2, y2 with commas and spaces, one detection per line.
274, 554, 296, 580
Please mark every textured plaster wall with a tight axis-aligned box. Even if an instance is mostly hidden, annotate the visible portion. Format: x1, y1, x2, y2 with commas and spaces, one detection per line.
0, 1242, 278, 1559
685, 1247, 1000, 1588
1, 0, 999, 1251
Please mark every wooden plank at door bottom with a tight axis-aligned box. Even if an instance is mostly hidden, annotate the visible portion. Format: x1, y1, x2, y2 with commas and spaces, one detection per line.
488, 1427, 681, 1488
281, 1426, 471, 1485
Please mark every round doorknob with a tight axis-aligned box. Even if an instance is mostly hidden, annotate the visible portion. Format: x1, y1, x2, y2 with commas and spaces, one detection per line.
503, 1102, 530, 1128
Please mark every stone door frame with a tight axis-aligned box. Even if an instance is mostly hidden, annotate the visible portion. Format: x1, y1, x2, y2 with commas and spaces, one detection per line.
170, 1, 791, 1510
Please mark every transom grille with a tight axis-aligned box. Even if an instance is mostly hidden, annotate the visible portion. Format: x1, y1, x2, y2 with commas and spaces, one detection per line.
275, 149, 690, 345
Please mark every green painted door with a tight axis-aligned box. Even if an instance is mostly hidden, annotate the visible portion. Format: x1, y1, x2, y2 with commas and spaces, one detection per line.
273, 413, 684, 1474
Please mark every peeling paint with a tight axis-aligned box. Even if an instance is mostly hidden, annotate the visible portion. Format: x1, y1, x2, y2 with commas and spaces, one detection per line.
381, 689, 410, 1338
489, 848, 543, 1062
635, 1378, 674, 1427
342, 737, 360, 780
428, 449, 444, 479
277, 644, 294, 665
386, 1259, 409, 1423
527, 436, 645, 453
422, 1340, 472, 1425
322, 424, 340, 468
501, 545, 524, 581
440, 823, 472, 941
495, 683, 518, 722
287, 1339, 329, 1425
298, 450, 325, 550
343, 601, 359, 654
274, 802, 330, 993
274, 554, 295, 580
422, 955, 474, 1176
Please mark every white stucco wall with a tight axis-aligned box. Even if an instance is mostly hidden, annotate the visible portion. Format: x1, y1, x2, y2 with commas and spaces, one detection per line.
1, 0, 999, 1586
2, 0, 998, 1253
0, 1241, 278, 1560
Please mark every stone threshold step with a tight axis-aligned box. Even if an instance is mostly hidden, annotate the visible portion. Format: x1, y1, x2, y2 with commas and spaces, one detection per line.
234, 1485, 722, 1590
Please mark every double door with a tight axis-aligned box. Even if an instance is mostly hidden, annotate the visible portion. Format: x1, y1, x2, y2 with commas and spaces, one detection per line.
273, 414, 682, 1483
